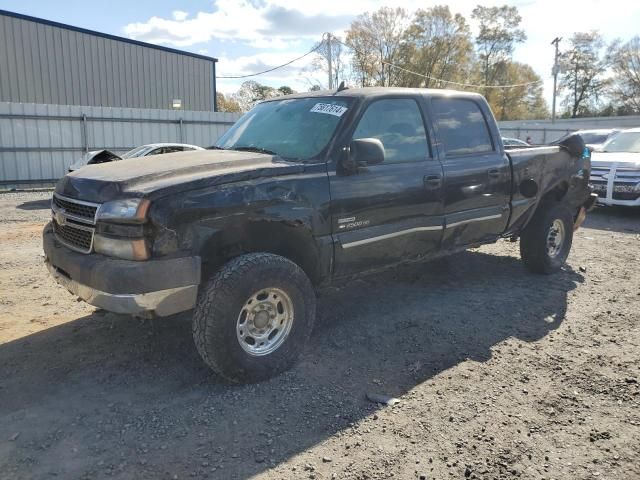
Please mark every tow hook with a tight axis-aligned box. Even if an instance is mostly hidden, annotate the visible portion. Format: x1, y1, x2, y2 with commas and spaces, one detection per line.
574, 207, 587, 231
574, 193, 598, 231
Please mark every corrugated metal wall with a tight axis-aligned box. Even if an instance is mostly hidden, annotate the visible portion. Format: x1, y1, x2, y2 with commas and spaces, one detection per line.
499, 116, 640, 144
0, 11, 216, 111
0, 102, 241, 184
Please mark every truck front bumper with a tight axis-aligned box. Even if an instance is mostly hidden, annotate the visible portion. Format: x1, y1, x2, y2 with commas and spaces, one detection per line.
43, 223, 201, 317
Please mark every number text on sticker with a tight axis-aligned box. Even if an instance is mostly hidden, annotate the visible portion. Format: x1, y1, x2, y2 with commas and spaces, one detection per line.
310, 103, 348, 117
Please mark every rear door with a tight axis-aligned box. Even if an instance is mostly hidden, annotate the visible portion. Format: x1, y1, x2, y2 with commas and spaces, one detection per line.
329, 97, 444, 276
430, 97, 510, 247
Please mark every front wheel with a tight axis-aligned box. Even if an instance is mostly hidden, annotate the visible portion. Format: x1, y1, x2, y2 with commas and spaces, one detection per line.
520, 202, 574, 274
192, 253, 316, 383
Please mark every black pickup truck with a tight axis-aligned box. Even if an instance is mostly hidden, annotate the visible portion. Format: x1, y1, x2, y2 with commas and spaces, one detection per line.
44, 87, 596, 382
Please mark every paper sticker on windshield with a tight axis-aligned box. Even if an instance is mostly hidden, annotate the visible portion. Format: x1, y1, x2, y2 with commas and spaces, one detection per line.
310, 103, 348, 117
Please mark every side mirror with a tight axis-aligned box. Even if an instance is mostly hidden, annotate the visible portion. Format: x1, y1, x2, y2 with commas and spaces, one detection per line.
350, 138, 385, 166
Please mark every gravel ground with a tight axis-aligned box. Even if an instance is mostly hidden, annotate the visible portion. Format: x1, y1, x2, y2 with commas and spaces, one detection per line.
0, 190, 638, 480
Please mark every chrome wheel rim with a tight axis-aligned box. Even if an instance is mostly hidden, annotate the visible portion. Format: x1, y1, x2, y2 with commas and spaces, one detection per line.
546, 219, 565, 258
236, 288, 294, 356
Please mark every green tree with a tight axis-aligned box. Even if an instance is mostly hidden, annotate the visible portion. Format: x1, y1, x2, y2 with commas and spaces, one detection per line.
277, 86, 295, 96
396, 5, 473, 88
559, 31, 610, 117
345, 7, 410, 87
216, 92, 241, 113
471, 5, 526, 102
492, 62, 548, 120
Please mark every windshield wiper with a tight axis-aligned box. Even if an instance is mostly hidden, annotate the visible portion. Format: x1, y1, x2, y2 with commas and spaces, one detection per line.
207, 145, 226, 150
230, 146, 278, 156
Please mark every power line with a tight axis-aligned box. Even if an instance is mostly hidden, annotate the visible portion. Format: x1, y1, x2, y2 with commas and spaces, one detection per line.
332, 36, 543, 90
217, 33, 544, 90
216, 42, 323, 79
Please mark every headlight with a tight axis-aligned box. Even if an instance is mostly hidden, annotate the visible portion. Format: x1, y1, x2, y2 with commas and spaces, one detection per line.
97, 198, 150, 223
94, 234, 149, 261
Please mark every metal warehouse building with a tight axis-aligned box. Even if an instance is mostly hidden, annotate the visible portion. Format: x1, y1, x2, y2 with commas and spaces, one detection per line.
0, 10, 239, 187
0, 9, 218, 111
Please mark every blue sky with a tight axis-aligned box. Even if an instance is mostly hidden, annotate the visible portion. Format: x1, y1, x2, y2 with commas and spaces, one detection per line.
1, 0, 639, 107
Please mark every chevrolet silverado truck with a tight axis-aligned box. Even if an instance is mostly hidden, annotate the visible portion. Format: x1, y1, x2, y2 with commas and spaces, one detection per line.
44, 87, 596, 383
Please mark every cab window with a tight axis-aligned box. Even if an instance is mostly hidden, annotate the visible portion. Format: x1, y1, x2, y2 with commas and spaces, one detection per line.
432, 98, 494, 156
352, 99, 429, 164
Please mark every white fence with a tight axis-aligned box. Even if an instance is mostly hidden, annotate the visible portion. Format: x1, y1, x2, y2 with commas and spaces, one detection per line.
0, 102, 241, 186
498, 115, 640, 144
2, 101, 640, 186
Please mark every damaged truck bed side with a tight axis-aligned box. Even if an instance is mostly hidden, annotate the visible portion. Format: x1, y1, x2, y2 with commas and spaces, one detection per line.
44, 87, 596, 383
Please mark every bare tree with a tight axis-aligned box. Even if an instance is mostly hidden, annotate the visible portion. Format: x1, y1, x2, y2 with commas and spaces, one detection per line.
609, 36, 640, 113
231, 81, 295, 112
396, 5, 473, 88
345, 7, 410, 87
309, 35, 347, 89
559, 31, 610, 118
471, 4, 526, 97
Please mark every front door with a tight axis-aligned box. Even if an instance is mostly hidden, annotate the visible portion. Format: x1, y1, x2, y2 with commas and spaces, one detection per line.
329, 97, 444, 277
430, 97, 511, 247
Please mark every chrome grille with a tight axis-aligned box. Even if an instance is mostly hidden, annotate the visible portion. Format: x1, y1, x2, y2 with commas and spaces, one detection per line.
589, 164, 640, 202
52, 194, 99, 223
51, 194, 100, 253
53, 222, 94, 253
613, 191, 640, 201
589, 166, 610, 182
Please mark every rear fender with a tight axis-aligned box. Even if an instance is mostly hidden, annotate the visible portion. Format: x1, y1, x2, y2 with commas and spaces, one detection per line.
507, 134, 590, 235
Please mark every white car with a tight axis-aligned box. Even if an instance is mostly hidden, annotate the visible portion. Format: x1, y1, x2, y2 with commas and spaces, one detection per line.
502, 137, 530, 147
589, 128, 640, 207
557, 129, 621, 152
68, 143, 204, 172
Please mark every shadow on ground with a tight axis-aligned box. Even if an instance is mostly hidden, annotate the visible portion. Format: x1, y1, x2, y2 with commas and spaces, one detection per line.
584, 205, 640, 233
16, 199, 51, 211
0, 250, 583, 479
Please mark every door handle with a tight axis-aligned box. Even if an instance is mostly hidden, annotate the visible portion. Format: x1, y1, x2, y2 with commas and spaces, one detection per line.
423, 174, 442, 188
487, 168, 501, 179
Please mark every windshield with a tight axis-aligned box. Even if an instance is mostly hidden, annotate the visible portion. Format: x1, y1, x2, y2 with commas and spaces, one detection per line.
121, 145, 151, 159
602, 132, 640, 153
580, 133, 609, 144
215, 97, 352, 160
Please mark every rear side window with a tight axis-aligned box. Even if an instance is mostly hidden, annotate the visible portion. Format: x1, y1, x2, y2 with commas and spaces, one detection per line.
352, 99, 429, 164
164, 146, 184, 153
432, 98, 494, 156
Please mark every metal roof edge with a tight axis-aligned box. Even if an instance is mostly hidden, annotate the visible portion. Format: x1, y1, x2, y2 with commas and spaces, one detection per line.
0, 9, 218, 63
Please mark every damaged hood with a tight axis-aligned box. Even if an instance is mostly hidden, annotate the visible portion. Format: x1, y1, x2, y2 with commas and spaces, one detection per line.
55, 150, 306, 203
68, 150, 122, 171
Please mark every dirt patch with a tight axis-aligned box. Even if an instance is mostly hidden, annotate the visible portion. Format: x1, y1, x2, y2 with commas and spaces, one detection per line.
0, 192, 638, 480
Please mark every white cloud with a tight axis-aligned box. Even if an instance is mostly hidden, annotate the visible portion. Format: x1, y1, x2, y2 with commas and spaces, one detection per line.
123, 0, 640, 103
172, 10, 188, 21
123, 0, 349, 48
124, 1, 272, 47
216, 51, 323, 93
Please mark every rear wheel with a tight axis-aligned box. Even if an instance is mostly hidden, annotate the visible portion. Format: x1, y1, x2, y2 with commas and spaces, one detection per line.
520, 202, 574, 274
192, 253, 316, 383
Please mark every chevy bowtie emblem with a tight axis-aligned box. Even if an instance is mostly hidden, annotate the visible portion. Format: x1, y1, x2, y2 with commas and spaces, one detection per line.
55, 210, 67, 226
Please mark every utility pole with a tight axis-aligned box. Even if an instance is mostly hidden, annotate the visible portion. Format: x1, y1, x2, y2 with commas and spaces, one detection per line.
551, 37, 562, 123
327, 33, 333, 90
